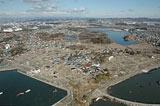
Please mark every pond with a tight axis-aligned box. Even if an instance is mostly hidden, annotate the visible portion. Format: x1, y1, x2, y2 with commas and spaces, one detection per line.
109, 68, 160, 104
88, 28, 137, 45
64, 35, 77, 41
0, 70, 67, 106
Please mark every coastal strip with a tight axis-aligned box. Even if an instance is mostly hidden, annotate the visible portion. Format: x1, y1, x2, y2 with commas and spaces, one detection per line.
89, 64, 160, 106
0, 67, 17, 72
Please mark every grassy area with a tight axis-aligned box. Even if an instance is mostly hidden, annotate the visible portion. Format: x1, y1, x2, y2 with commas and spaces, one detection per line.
90, 36, 113, 44
94, 73, 110, 84
38, 33, 64, 41
10, 46, 26, 56
69, 45, 88, 50
125, 49, 141, 55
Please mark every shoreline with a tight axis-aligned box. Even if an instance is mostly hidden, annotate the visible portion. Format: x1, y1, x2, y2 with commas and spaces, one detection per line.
0, 67, 73, 106
89, 64, 160, 106
0, 67, 18, 72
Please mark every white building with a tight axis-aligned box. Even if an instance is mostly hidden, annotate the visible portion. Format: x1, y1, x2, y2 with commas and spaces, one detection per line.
3, 28, 13, 32
31, 69, 41, 74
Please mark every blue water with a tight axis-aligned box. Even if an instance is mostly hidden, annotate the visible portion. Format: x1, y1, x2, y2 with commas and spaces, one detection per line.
109, 68, 160, 104
88, 28, 137, 45
0, 70, 67, 106
64, 35, 77, 41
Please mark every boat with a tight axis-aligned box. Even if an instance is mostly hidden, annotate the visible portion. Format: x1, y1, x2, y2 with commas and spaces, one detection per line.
16, 92, 24, 96
0, 92, 3, 95
25, 89, 31, 93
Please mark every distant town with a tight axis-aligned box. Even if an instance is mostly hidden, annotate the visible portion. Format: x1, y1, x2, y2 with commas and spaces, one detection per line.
0, 18, 160, 106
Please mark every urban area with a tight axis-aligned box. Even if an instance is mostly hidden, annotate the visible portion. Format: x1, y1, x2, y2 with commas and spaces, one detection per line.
0, 18, 160, 106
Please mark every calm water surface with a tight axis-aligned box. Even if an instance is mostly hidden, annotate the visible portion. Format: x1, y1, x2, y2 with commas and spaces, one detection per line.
0, 70, 67, 106
88, 28, 137, 45
64, 35, 77, 41
109, 68, 160, 104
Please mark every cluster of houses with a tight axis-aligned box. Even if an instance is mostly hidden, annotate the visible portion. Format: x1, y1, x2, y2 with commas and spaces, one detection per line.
131, 28, 160, 46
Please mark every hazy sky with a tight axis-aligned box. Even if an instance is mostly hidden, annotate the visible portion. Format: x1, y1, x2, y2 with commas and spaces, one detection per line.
0, 0, 160, 18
